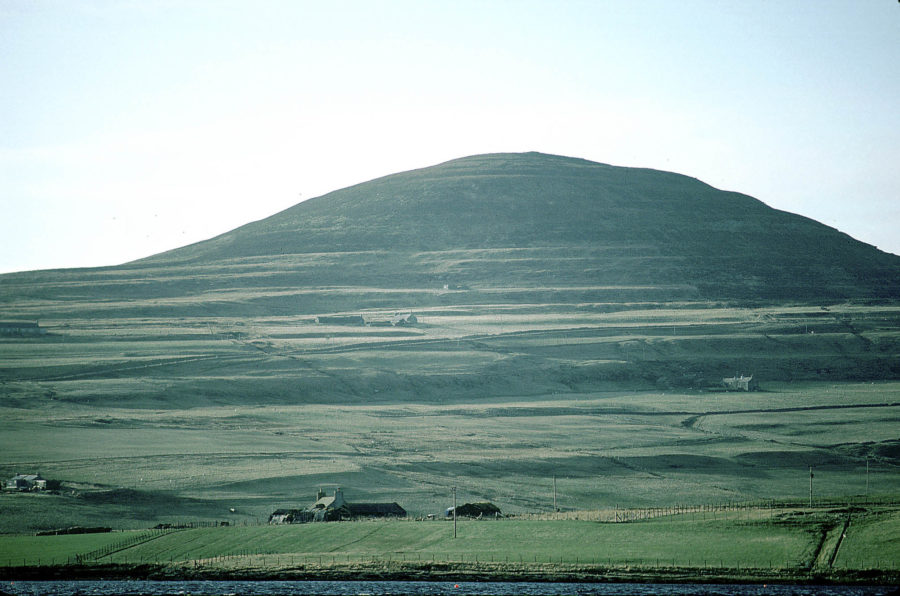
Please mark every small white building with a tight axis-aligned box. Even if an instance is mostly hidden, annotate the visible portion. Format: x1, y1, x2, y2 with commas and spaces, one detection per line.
722, 375, 759, 392
391, 313, 417, 326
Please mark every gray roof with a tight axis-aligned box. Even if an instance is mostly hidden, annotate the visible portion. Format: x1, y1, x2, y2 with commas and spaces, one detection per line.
10, 474, 43, 481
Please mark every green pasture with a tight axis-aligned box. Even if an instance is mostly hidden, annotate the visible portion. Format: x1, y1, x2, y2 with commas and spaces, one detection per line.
110, 518, 812, 568
833, 509, 900, 570
2, 508, 897, 572
0, 531, 135, 567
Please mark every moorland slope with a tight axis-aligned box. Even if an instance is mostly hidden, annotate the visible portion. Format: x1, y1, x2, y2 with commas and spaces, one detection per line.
143, 151, 899, 301
1, 152, 899, 407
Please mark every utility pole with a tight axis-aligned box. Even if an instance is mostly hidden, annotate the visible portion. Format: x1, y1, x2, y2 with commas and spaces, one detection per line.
866, 458, 870, 499
451, 486, 457, 538
809, 466, 814, 508
553, 475, 558, 514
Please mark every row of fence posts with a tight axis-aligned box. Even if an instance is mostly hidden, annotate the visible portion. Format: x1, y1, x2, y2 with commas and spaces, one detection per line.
613, 502, 775, 523
8, 551, 897, 572
72, 527, 177, 564
611, 495, 897, 523
174, 551, 897, 572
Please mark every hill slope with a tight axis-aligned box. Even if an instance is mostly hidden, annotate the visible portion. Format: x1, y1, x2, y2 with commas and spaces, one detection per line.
140, 152, 900, 301
1, 152, 898, 408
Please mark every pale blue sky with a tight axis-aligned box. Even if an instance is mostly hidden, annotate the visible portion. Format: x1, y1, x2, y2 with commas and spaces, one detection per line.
2, 0, 898, 273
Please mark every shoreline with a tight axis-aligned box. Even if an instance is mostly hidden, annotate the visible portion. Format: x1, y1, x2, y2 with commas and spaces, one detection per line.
1, 562, 896, 586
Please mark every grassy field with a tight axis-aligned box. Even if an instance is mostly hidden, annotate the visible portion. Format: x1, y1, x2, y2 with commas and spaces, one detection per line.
1, 507, 897, 580
0, 378, 898, 532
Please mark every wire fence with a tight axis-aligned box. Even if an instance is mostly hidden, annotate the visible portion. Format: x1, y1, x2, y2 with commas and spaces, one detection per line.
516, 493, 900, 522
11, 551, 896, 574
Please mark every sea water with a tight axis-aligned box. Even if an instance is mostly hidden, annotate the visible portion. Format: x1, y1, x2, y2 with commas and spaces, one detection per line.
0, 581, 894, 595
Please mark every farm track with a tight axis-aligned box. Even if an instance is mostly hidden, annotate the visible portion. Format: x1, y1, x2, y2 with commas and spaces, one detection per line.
12, 354, 253, 383
809, 515, 849, 572
0, 450, 353, 471
680, 402, 900, 455
276, 323, 757, 356
681, 401, 900, 429
826, 514, 852, 568
430, 401, 900, 422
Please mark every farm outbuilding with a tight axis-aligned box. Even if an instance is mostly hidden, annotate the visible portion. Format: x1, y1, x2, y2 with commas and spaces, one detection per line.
270, 488, 406, 524
345, 502, 407, 518
722, 375, 759, 391
390, 313, 418, 326
315, 315, 366, 326
268, 509, 315, 524
4, 474, 47, 491
446, 502, 502, 518
0, 321, 46, 337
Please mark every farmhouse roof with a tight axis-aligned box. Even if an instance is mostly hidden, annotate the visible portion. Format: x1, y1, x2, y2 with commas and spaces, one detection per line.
314, 488, 345, 510
10, 474, 43, 482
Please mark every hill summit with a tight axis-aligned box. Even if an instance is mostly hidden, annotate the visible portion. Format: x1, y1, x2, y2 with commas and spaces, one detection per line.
144, 152, 899, 301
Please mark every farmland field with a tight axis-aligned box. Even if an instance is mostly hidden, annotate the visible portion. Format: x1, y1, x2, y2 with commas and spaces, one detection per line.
1, 292, 900, 531
1, 301, 899, 531
2, 507, 898, 582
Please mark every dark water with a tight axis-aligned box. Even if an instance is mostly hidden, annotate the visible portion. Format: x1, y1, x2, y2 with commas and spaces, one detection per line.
0, 581, 894, 596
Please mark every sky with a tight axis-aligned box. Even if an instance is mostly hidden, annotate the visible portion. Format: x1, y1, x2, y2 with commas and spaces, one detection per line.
1, 0, 898, 274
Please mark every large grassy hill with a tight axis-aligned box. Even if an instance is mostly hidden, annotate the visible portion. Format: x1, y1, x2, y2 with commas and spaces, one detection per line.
1, 152, 898, 531
139, 152, 900, 299
2, 153, 898, 403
